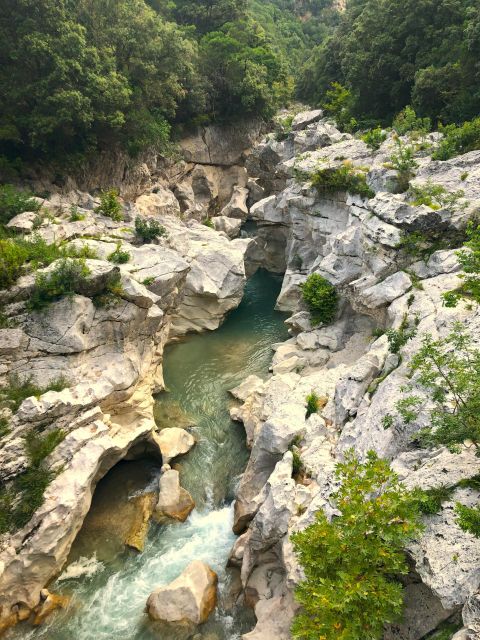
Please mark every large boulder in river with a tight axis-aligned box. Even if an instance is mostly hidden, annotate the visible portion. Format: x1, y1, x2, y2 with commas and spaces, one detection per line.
154, 469, 195, 524
146, 560, 218, 625
153, 427, 195, 463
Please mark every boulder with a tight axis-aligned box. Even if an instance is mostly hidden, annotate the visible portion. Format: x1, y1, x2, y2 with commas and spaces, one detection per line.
6, 211, 39, 233
154, 469, 195, 523
220, 186, 249, 220
135, 188, 180, 218
146, 560, 218, 625
154, 427, 195, 464
291, 109, 324, 131
212, 216, 242, 239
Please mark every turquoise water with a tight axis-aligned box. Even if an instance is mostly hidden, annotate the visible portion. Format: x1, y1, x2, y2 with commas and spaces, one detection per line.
8, 270, 288, 640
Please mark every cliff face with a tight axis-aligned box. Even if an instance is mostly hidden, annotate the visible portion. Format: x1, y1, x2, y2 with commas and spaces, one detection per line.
0, 121, 259, 627
231, 111, 480, 640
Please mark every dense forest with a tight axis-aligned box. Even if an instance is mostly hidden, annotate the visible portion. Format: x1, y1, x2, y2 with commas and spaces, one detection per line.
1, 0, 479, 171
0, 0, 333, 168
298, 0, 480, 126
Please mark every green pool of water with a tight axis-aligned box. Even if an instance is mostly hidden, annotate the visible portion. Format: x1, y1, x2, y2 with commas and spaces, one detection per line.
7, 269, 288, 640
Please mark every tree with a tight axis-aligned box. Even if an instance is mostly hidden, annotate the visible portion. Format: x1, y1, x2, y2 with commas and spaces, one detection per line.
291, 450, 421, 640
300, 273, 338, 325
396, 322, 480, 456
172, 0, 247, 34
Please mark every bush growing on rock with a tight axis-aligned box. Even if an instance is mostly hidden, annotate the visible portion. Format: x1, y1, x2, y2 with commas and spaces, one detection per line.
135, 216, 166, 243
455, 503, 480, 537
301, 274, 338, 326
385, 138, 418, 192
0, 184, 41, 226
291, 450, 421, 640
432, 117, 480, 161
108, 242, 130, 264
396, 322, 480, 456
28, 258, 92, 310
443, 220, 480, 307
0, 373, 69, 412
392, 106, 430, 137
310, 163, 374, 200
408, 182, 466, 211
361, 127, 386, 151
95, 189, 123, 222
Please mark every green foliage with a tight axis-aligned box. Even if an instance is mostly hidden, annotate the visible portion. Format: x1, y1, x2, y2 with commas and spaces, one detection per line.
455, 502, 480, 537
415, 486, 455, 515
142, 276, 155, 286
291, 450, 422, 640
443, 220, 480, 306
95, 190, 123, 222
0, 427, 65, 534
274, 114, 294, 141
408, 182, 465, 211
392, 106, 430, 136
29, 258, 91, 310
202, 217, 214, 229
297, 1, 480, 126
135, 216, 166, 243
0, 416, 10, 439
92, 271, 125, 308
397, 322, 480, 455
432, 117, 480, 161
69, 205, 85, 222
310, 164, 374, 199
361, 127, 387, 151
386, 138, 418, 192
0, 184, 41, 226
108, 242, 131, 264
0, 373, 69, 413
386, 315, 417, 354
305, 391, 320, 418
291, 450, 303, 477
382, 414, 394, 430
322, 82, 357, 132
301, 274, 338, 325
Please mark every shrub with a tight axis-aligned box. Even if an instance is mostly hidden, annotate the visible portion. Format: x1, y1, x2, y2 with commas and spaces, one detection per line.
310, 164, 374, 199
202, 217, 214, 229
386, 315, 417, 354
135, 216, 166, 243
386, 138, 418, 192
0, 373, 69, 412
301, 274, 338, 325
108, 242, 130, 264
28, 258, 91, 310
443, 220, 480, 307
0, 428, 64, 534
455, 503, 480, 537
92, 271, 124, 308
322, 82, 357, 133
396, 322, 480, 456
274, 114, 294, 141
432, 117, 480, 161
408, 182, 466, 211
392, 106, 430, 136
0, 184, 41, 226
305, 391, 320, 418
291, 450, 303, 477
0, 235, 96, 290
291, 450, 421, 640
0, 416, 10, 438
69, 205, 85, 222
361, 127, 387, 151
95, 189, 123, 221
415, 486, 455, 515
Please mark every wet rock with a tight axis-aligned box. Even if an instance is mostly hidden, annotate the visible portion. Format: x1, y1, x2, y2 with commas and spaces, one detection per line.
147, 560, 218, 625
154, 427, 195, 464
124, 492, 157, 552
154, 469, 195, 523
33, 590, 70, 625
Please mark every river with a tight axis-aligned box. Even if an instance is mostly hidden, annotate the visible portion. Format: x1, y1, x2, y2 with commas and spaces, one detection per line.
7, 269, 288, 640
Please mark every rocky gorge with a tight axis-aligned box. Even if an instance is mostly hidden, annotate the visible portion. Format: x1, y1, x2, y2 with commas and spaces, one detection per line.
0, 110, 479, 640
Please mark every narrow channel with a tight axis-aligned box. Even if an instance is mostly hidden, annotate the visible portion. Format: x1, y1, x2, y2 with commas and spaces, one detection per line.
9, 269, 288, 640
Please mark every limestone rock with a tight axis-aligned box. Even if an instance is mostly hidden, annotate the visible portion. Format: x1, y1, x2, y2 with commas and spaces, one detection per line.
212, 216, 242, 239
124, 492, 156, 552
33, 590, 70, 625
291, 109, 324, 131
6, 211, 39, 233
154, 427, 195, 464
135, 188, 180, 218
219, 186, 249, 220
147, 560, 218, 624
180, 120, 262, 166
154, 469, 195, 523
